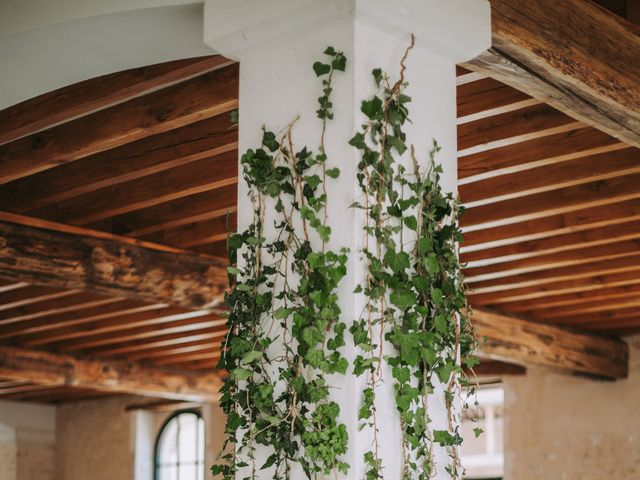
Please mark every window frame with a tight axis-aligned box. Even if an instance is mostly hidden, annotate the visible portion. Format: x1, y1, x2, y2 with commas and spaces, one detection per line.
153, 409, 205, 480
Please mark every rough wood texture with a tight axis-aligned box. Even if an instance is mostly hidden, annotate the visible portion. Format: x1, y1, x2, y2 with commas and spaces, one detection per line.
0, 63, 239, 184
474, 308, 629, 379
0, 56, 234, 145
0, 212, 228, 310
466, 359, 526, 376
0, 345, 222, 401
462, 0, 640, 148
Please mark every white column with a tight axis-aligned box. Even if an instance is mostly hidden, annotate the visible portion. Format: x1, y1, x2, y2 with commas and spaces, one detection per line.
204, 1, 489, 478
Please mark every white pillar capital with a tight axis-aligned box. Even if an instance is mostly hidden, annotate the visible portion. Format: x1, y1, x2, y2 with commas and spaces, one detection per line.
204, 0, 490, 63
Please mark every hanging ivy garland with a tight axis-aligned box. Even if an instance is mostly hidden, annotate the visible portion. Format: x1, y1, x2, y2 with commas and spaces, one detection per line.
213, 39, 478, 480
212, 47, 351, 480
348, 36, 478, 480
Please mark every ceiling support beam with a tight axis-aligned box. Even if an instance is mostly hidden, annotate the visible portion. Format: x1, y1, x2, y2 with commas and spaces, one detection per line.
461, 0, 640, 148
474, 308, 629, 379
0, 211, 227, 311
0, 345, 221, 402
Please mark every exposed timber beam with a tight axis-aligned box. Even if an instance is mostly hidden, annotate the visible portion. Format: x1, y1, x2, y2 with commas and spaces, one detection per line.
0, 211, 227, 311
0, 345, 222, 402
474, 308, 629, 379
466, 359, 526, 377
461, 0, 640, 148
0, 56, 234, 146
0, 63, 238, 184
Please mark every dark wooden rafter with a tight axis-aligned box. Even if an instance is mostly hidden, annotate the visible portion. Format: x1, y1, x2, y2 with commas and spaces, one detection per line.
473, 308, 628, 379
0, 212, 228, 311
0, 62, 239, 184
0, 56, 234, 145
0, 345, 222, 402
461, 0, 640, 148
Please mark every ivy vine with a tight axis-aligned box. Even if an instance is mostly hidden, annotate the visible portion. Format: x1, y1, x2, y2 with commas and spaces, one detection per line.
212, 47, 351, 480
213, 39, 478, 480
349, 36, 478, 479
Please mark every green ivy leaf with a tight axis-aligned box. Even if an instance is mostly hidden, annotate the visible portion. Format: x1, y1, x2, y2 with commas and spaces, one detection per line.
405, 215, 418, 231
361, 96, 383, 119
313, 61, 331, 77
326, 167, 340, 179
232, 368, 252, 381
241, 350, 263, 365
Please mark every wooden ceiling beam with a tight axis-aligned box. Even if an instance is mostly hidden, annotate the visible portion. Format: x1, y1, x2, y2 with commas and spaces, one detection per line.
0, 286, 79, 313
465, 240, 640, 280
0, 64, 239, 184
552, 306, 640, 327
462, 173, 640, 228
0, 56, 234, 145
88, 331, 226, 358
28, 151, 237, 226
468, 254, 640, 293
457, 77, 538, 122
0, 114, 237, 214
22, 308, 208, 347
457, 103, 580, 155
0, 300, 153, 341
462, 198, 640, 248
120, 339, 224, 361
142, 213, 236, 249
474, 308, 628, 379
461, 147, 640, 205
91, 184, 238, 239
0, 211, 228, 311
463, 220, 640, 264
0, 345, 221, 402
461, 0, 640, 148
459, 126, 624, 181
531, 297, 640, 320
499, 283, 640, 313
469, 272, 640, 306
58, 319, 227, 352
0, 292, 119, 327
465, 359, 526, 377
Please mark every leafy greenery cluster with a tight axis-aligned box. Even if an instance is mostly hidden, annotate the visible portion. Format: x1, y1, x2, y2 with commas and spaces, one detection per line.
211, 47, 351, 479
348, 37, 478, 479
213, 39, 478, 480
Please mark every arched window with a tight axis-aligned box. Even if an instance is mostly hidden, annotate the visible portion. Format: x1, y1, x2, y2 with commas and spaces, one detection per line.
155, 411, 205, 480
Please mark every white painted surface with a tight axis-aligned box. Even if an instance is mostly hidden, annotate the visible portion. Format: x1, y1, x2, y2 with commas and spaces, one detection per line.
205, 1, 489, 477
0, 4, 214, 110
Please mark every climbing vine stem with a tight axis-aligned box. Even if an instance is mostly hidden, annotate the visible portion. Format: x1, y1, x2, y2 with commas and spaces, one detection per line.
212, 47, 350, 480
348, 35, 479, 479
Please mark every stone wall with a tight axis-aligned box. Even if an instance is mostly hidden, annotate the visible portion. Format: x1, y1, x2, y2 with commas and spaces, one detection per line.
0, 399, 56, 480
503, 335, 640, 480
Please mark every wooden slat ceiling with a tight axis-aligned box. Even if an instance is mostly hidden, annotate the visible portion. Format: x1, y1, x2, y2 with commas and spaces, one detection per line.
457, 66, 640, 337
0, 43, 638, 400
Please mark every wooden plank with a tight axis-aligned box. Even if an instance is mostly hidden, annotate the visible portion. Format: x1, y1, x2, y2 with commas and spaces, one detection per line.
0, 114, 237, 213
0, 286, 78, 312
462, 0, 640, 148
532, 297, 640, 320
58, 319, 226, 351
473, 308, 628, 379
462, 173, 640, 228
460, 147, 640, 204
552, 306, 640, 327
0, 300, 153, 341
465, 241, 640, 280
458, 126, 624, 181
457, 77, 537, 121
29, 151, 238, 226
0, 64, 239, 184
0, 212, 228, 311
142, 213, 236, 249
22, 307, 207, 347
121, 339, 224, 361
499, 284, 640, 313
89, 332, 225, 358
0, 56, 234, 145
90, 184, 237, 238
0, 345, 221, 401
469, 271, 640, 306
462, 198, 640, 248
0, 292, 119, 326
463, 220, 640, 264
458, 103, 580, 155
468, 255, 640, 293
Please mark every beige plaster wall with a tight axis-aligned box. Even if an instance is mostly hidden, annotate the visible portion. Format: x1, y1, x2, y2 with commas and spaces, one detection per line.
503, 335, 640, 480
56, 396, 137, 480
0, 400, 56, 480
